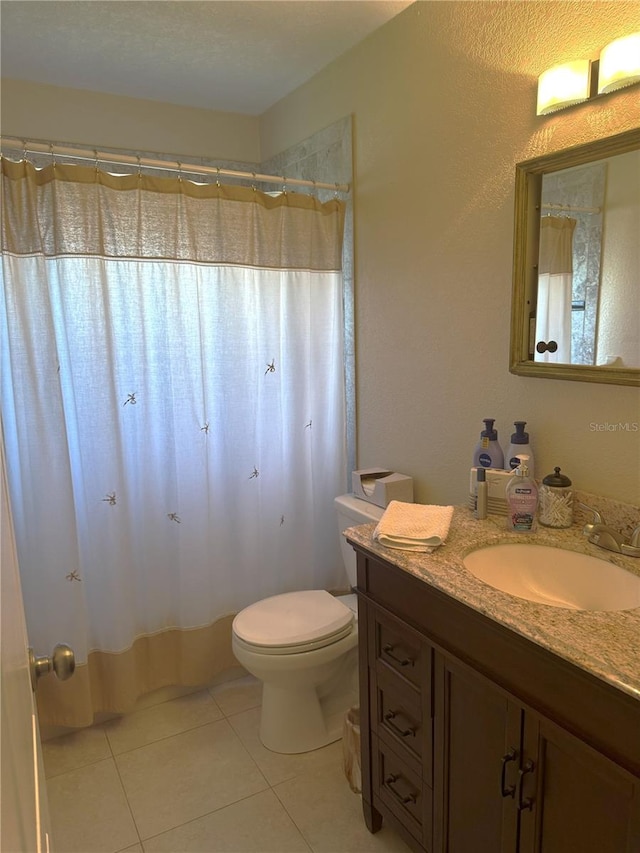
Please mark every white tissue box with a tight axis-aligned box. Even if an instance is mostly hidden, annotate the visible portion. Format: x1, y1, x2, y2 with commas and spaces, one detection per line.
468, 467, 512, 516
352, 469, 414, 509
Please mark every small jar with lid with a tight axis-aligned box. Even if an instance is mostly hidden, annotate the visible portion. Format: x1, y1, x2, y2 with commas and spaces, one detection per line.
539, 467, 573, 528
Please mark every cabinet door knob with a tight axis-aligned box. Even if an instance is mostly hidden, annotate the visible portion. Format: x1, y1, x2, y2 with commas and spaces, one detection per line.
382, 643, 415, 667
516, 759, 535, 811
500, 747, 518, 798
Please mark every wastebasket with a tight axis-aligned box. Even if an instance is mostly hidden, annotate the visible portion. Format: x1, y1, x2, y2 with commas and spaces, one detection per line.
342, 706, 361, 793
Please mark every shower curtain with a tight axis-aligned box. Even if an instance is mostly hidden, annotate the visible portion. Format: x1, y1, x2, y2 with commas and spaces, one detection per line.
1, 158, 347, 726
534, 215, 576, 364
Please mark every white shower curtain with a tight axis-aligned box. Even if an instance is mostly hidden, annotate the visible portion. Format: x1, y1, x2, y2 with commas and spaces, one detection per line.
1, 158, 347, 726
534, 216, 576, 364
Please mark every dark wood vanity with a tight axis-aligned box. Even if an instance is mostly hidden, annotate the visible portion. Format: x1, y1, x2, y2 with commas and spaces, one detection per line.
352, 538, 640, 853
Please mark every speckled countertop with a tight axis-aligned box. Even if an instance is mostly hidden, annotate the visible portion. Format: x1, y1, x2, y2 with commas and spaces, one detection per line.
346, 506, 640, 702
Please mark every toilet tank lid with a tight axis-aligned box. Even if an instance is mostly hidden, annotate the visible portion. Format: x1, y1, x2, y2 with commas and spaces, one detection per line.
334, 493, 384, 523
233, 590, 353, 648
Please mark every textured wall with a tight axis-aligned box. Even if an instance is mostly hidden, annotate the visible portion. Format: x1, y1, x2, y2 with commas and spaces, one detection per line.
260, 1, 640, 504
1, 78, 261, 163
597, 150, 640, 368
2, 2, 639, 504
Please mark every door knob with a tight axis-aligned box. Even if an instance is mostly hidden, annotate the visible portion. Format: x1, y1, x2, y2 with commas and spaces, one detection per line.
28, 643, 76, 691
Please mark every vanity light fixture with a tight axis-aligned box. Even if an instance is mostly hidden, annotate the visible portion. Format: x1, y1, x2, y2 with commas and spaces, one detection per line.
536, 60, 592, 115
536, 31, 640, 115
597, 32, 640, 94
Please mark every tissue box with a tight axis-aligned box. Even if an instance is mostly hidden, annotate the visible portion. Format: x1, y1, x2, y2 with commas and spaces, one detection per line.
352, 469, 414, 509
468, 467, 512, 516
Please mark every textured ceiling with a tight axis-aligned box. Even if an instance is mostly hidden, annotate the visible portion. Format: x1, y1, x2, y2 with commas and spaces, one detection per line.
0, 0, 414, 115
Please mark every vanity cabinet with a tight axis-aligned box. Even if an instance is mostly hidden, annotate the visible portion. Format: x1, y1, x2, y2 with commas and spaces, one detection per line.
354, 544, 640, 853
435, 653, 640, 853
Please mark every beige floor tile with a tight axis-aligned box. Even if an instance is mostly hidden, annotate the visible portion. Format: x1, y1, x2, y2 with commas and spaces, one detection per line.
42, 724, 112, 779
228, 706, 343, 786
116, 719, 268, 839
117, 846, 143, 853
46, 758, 139, 853
208, 674, 262, 716
143, 789, 311, 853
104, 689, 223, 754
274, 761, 412, 853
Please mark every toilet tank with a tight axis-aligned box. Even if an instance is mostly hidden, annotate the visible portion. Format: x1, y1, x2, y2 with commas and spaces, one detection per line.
334, 494, 384, 589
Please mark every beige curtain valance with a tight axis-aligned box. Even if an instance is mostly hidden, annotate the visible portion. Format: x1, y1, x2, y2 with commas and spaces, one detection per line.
1, 159, 345, 271
538, 215, 576, 275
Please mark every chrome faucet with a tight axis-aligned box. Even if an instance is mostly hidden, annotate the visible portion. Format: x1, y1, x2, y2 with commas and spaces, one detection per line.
577, 502, 640, 558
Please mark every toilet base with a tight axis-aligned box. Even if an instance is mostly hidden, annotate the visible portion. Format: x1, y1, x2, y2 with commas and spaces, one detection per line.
260, 681, 358, 754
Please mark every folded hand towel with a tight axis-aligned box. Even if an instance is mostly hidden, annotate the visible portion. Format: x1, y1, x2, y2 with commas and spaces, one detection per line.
373, 501, 454, 552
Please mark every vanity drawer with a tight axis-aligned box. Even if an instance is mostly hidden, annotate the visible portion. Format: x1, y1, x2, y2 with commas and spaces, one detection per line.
371, 605, 428, 690
373, 664, 432, 776
372, 733, 432, 849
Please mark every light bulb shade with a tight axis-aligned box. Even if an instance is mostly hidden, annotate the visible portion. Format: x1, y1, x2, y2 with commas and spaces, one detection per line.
598, 32, 640, 94
536, 60, 591, 115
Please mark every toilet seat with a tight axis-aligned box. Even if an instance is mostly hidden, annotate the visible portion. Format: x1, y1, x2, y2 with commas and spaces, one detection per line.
232, 590, 355, 655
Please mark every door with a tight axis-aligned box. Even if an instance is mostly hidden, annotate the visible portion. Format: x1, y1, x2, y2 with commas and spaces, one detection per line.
434, 653, 521, 853
519, 712, 640, 853
1, 436, 52, 853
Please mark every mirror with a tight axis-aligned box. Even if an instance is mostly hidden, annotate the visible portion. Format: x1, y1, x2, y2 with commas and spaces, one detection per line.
510, 128, 640, 386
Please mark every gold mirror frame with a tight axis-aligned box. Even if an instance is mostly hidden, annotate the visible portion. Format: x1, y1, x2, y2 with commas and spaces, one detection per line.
510, 127, 640, 387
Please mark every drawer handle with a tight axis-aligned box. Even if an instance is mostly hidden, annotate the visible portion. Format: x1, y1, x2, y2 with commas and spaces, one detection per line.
383, 643, 415, 667
516, 759, 535, 811
384, 710, 416, 739
385, 773, 417, 805
500, 747, 518, 798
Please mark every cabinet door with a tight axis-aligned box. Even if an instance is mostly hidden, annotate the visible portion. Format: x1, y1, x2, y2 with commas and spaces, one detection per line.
519, 714, 640, 853
434, 653, 521, 853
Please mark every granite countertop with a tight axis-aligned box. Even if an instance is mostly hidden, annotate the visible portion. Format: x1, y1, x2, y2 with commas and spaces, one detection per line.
345, 506, 640, 702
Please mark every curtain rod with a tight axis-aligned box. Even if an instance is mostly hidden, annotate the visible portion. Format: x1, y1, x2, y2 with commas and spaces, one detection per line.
0, 136, 350, 194
541, 202, 600, 214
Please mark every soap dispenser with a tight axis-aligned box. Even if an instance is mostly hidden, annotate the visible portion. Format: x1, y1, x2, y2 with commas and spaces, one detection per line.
472, 419, 504, 469
506, 454, 538, 533
506, 421, 534, 477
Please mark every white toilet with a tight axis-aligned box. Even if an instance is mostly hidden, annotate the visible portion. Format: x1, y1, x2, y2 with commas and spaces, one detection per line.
231, 494, 384, 754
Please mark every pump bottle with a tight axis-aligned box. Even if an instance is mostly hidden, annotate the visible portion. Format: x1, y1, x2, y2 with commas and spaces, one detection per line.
506, 421, 534, 477
506, 454, 538, 533
472, 418, 504, 469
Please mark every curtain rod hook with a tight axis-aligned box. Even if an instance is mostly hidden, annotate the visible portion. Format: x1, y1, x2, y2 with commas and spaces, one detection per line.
216, 166, 221, 188
251, 171, 257, 192
282, 175, 287, 196
137, 155, 142, 179
177, 161, 183, 183
49, 142, 56, 168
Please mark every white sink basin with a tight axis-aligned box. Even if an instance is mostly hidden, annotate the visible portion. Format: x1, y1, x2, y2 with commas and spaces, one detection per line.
463, 544, 640, 611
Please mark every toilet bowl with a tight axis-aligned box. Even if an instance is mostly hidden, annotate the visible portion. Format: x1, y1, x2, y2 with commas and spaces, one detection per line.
231, 494, 383, 754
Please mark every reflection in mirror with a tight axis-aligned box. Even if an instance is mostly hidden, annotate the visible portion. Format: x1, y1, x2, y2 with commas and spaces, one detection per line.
510, 128, 640, 386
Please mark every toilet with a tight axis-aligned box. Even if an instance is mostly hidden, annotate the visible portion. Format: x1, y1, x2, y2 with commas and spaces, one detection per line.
231, 494, 384, 754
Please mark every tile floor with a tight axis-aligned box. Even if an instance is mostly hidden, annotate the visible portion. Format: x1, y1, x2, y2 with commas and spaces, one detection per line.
43, 674, 411, 853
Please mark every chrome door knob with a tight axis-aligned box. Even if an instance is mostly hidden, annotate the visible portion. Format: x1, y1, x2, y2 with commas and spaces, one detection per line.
29, 643, 75, 691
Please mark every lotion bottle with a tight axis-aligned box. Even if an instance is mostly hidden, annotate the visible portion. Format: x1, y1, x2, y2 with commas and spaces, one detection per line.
472, 419, 504, 469
506, 454, 538, 533
506, 421, 534, 478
